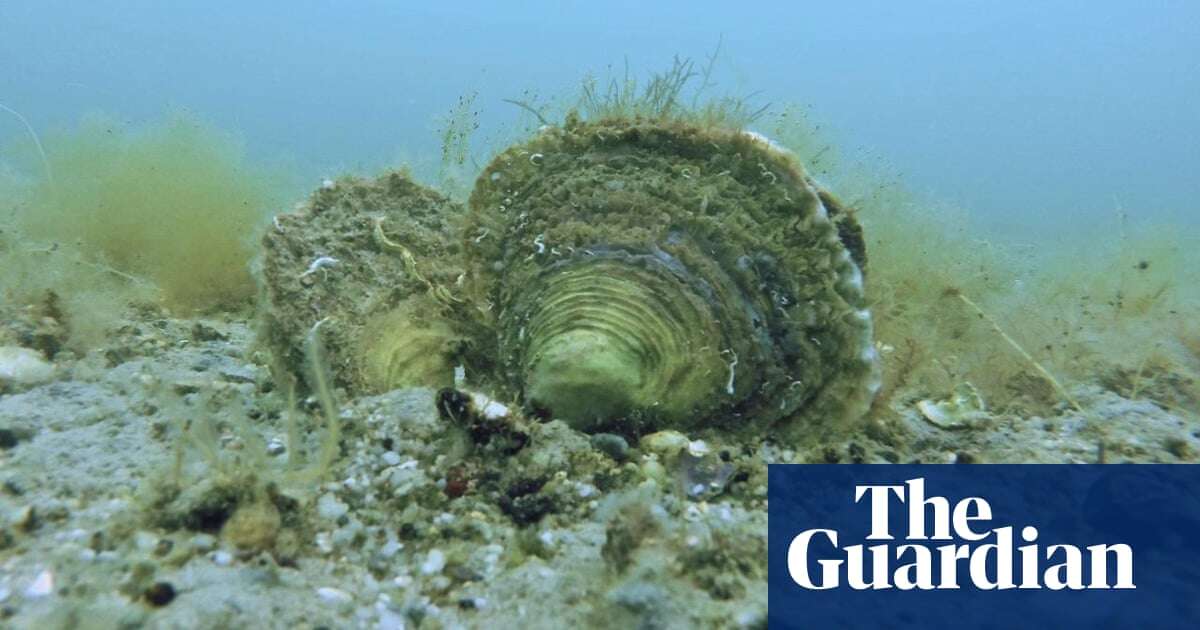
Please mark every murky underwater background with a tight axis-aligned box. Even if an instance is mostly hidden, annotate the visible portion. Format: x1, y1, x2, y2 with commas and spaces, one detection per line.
3, 1, 1198, 233
0, 2, 1198, 628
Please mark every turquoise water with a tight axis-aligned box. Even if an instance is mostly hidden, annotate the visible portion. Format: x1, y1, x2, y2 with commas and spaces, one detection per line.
2, 1, 1197, 235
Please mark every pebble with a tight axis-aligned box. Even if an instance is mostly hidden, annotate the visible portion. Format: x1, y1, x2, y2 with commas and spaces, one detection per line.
212, 550, 234, 566
641, 430, 690, 458
317, 586, 353, 604
266, 438, 287, 456
590, 433, 629, 461
218, 366, 257, 384
376, 605, 406, 630
379, 539, 403, 558
381, 451, 402, 467
0, 346, 54, 387
318, 493, 349, 521
190, 534, 216, 553
420, 549, 446, 575
24, 569, 53, 598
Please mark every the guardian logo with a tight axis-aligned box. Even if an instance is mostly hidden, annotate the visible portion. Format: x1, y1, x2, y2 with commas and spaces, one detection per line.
787, 478, 1135, 591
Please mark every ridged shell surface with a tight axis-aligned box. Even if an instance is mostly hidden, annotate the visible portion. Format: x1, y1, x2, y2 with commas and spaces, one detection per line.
465, 117, 879, 438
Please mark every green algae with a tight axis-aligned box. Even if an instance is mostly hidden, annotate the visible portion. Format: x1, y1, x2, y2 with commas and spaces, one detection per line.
17, 113, 284, 311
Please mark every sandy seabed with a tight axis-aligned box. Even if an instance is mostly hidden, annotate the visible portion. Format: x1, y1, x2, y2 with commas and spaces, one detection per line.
0, 310, 1196, 629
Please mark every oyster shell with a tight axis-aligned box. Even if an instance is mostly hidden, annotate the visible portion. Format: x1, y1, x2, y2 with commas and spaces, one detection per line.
258, 171, 467, 393
464, 116, 880, 438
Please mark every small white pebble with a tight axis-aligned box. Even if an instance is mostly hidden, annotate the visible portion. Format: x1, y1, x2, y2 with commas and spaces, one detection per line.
380, 540, 403, 558
317, 586, 353, 604
24, 569, 54, 598
190, 534, 217, 552
266, 438, 286, 456
481, 400, 509, 420
393, 574, 413, 588
376, 607, 406, 630
420, 549, 446, 575
0, 586, 10, 602
538, 531, 555, 547
0, 346, 54, 386
381, 451, 402, 467
212, 550, 233, 566
321, 178, 335, 189
687, 440, 710, 457
318, 493, 349, 520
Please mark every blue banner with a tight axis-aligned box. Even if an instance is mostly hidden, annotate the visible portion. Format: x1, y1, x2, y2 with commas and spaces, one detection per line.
768, 465, 1200, 629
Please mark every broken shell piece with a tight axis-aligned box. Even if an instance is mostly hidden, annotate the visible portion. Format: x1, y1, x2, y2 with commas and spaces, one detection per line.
24, 569, 54, 598
917, 382, 989, 430
469, 392, 510, 421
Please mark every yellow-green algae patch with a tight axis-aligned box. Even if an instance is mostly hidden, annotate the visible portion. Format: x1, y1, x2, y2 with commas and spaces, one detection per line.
16, 114, 282, 311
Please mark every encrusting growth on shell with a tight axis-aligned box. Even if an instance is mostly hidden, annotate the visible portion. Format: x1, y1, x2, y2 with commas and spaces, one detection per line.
463, 115, 879, 438
257, 115, 879, 442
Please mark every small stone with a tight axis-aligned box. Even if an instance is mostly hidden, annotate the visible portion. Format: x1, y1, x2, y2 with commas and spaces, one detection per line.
420, 549, 446, 575
171, 380, 204, 395
24, 569, 53, 598
381, 451, 402, 467
640, 430, 689, 458
218, 366, 257, 384
316, 586, 352, 604
190, 534, 216, 553
211, 550, 233, 566
190, 322, 228, 342
317, 493, 349, 521
0, 346, 53, 388
590, 433, 629, 461
14, 505, 37, 532
0, 429, 18, 450
143, 581, 176, 607
266, 438, 287, 456
379, 539, 403, 558
457, 597, 487, 610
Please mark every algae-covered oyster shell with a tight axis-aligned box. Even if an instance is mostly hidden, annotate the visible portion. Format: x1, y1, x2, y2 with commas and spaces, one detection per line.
464, 116, 880, 438
258, 171, 467, 393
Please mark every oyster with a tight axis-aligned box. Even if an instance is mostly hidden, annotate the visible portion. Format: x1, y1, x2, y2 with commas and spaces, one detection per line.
258, 171, 467, 393
463, 115, 879, 438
